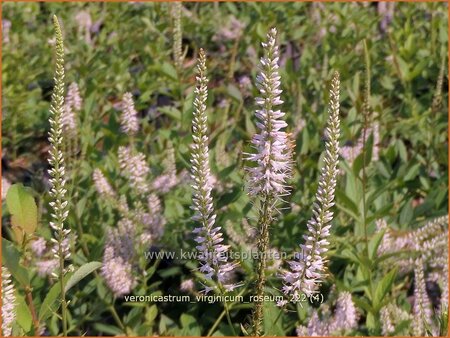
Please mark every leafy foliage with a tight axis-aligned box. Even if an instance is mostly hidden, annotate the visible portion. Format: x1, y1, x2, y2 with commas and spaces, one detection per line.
1, 1, 448, 336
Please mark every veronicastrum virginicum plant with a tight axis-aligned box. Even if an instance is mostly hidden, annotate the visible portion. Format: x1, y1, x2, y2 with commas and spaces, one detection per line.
241, 28, 342, 336
3, 4, 447, 337
43, 16, 105, 336
189, 48, 242, 333
47, 16, 72, 335
244, 28, 293, 336
282, 71, 341, 300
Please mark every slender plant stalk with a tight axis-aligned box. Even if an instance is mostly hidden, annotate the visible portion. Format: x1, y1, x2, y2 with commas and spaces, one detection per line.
172, 1, 183, 74
427, 53, 446, 172
206, 287, 247, 336
252, 195, 274, 335
24, 286, 40, 335
171, 2, 186, 126
246, 28, 292, 336
207, 309, 227, 337
361, 40, 371, 258
21, 237, 41, 335
223, 301, 237, 336
361, 40, 376, 302
227, 36, 241, 80
108, 302, 126, 333
48, 16, 70, 336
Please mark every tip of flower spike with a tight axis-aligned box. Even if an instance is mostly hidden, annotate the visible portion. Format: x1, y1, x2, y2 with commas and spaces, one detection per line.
198, 48, 206, 61
332, 70, 340, 81
52, 15, 61, 28
196, 48, 207, 77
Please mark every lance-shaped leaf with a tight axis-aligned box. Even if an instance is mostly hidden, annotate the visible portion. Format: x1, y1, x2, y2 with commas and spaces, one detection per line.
6, 184, 38, 242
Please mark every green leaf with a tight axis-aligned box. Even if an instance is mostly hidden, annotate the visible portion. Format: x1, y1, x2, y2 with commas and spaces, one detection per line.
352, 297, 374, 314
373, 268, 397, 311
393, 319, 413, 336
397, 139, 408, 162
216, 187, 242, 209
39, 280, 61, 321
226, 84, 242, 102
336, 189, 359, 219
75, 196, 88, 220
396, 56, 410, 81
404, 163, 420, 181
145, 304, 158, 324
64, 261, 102, 293
6, 183, 38, 240
2, 238, 29, 286
352, 134, 373, 176
180, 313, 201, 336
366, 182, 393, 206
159, 106, 181, 121
399, 199, 413, 226
159, 314, 175, 335
93, 323, 124, 335
368, 229, 385, 260
352, 153, 364, 177
366, 311, 376, 330
245, 111, 256, 136
160, 62, 178, 81
15, 294, 32, 333
263, 301, 284, 335
409, 59, 427, 80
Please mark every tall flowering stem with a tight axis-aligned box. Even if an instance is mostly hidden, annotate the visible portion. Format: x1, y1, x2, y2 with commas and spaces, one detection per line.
361, 40, 371, 248
191, 49, 237, 294
282, 71, 340, 299
172, 2, 183, 73
246, 28, 293, 336
48, 16, 70, 336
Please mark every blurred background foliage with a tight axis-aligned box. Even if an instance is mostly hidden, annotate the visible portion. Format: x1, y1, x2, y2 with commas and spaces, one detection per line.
1, 1, 448, 336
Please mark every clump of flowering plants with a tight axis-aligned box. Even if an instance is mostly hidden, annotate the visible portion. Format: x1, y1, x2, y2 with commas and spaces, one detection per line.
1, 2, 448, 337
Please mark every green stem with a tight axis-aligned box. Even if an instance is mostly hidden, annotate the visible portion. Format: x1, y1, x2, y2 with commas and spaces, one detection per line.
25, 286, 40, 335
108, 303, 126, 334
207, 308, 227, 337
207, 287, 246, 336
362, 120, 369, 257
227, 37, 240, 80
86, 271, 127, 334
361, 114, 374, 299
252, 194, 273, 336
59, 240, 68, 336
361, 39, 374, 298
224, 301, 237, 336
